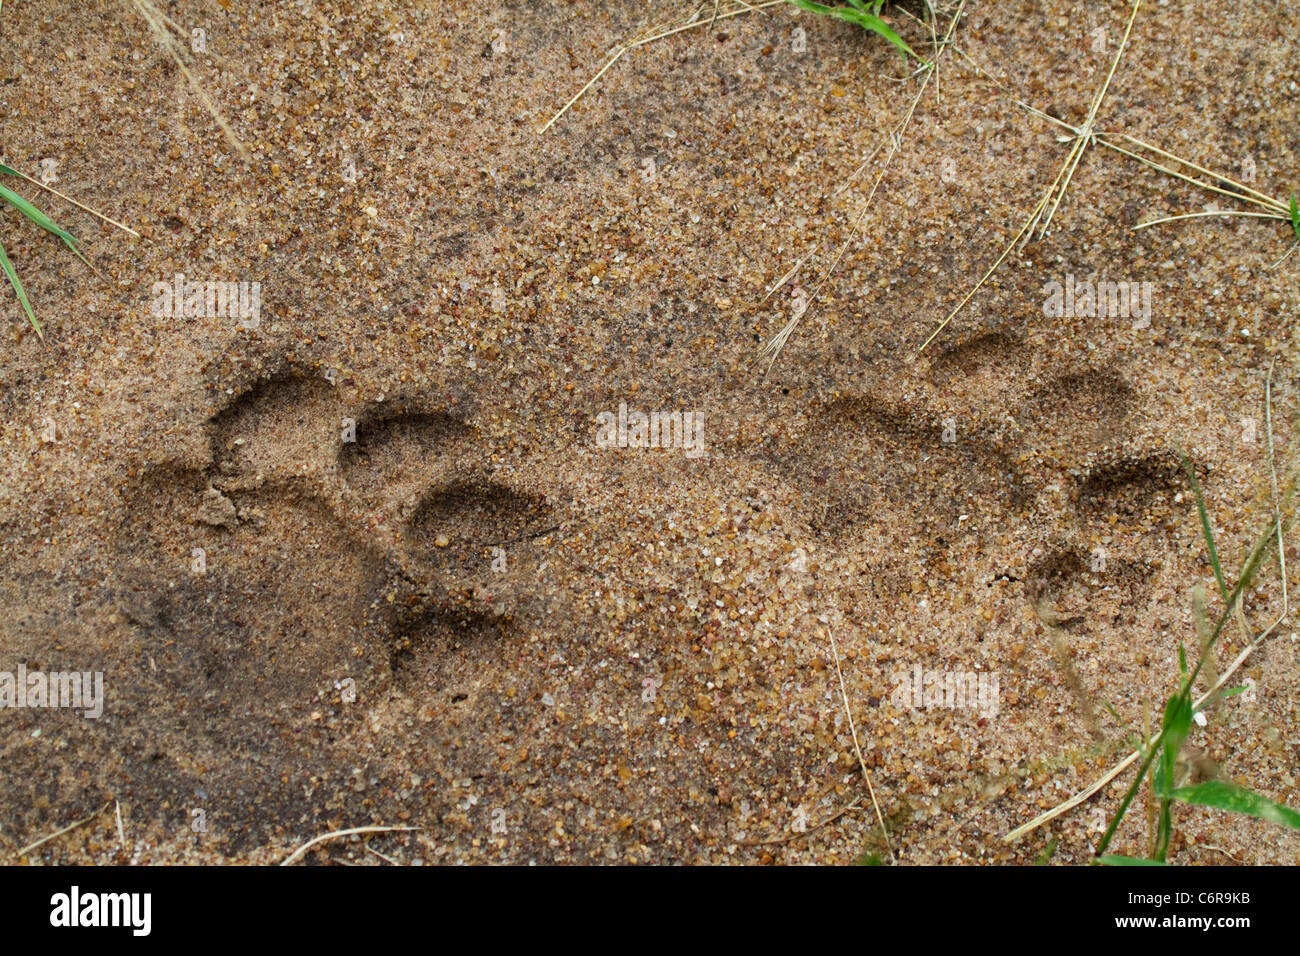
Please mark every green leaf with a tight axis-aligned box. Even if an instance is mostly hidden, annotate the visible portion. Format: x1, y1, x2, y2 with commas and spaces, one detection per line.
0, 236, 42, 338
789, 0, 920, 61
1170, 780, 1300, 829
1098, 854, 1167, 866
1177, 450, 1228, 606
1217, 685, 1248, 699
1033, 836, 1059, 865
1154, 693, 1193, 799
1290, 193, 1299, 241
1097, 727, 1166, 856
0, 182, 89, 267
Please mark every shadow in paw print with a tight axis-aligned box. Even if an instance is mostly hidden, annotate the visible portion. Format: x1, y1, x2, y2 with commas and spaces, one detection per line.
774, 395, 1027, 543
340, 409, 471, 510
409, 480, 553, 574
382, 598, 506, 681
1018, 367, 1135, 461
109, 466, 384, 852
339, 401, 559, 703
927, 328, 1030, 388
120, 488, 383, 697
1025, 546, 1163, 633
1072, 451, 1193, 521
208, 372, 343, 489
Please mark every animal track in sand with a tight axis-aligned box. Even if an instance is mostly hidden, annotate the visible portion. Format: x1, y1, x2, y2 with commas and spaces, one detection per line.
1017, 368, 1135, 461
774, 393, 1027, 546
88, 367, 574, 848
114, 367, 560, 706
1024, 546, 1160, 632
774, 353, 1187, 623
1071, 451, 1187, 520
928, 329, 1031, 391
339, 408, 471, 512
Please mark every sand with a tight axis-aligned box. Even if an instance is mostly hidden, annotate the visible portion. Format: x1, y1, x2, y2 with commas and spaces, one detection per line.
0, 0, 1298, 864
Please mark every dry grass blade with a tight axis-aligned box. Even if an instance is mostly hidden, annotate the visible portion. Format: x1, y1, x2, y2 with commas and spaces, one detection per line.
14, 802, 112, 859
957, 45, 1295, 275
126, 0, 250, 162
2, 165, 140, 238
917, 187, 1049, 352
828, 626, 895, 862
960, 46, 1289, 223
541, 0, 787, 134
921, 1, 1142, 352
1034, 0, 1143, 238
760, 241, 821, 304
1133, 210, 1289, 231
365, 844, 400, 866
281, 825, 422, 866
1111, 131, 1288, 214
923, 0, 1144, 353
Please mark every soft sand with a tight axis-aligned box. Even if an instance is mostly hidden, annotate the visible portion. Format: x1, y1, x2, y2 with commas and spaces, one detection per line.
1, 0, 1298, 864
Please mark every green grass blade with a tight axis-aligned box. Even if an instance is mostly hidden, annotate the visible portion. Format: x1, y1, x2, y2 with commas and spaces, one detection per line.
1178, 450, 1229, 605
1033, 836, 1059, 865
1155, 799, 1173, 861
0, 182, 79, 245
0, 166, 99, 340
1096, 463, 1295, 862
0, 182, 91, 271
1290, 192, 1299, 241
0, 236, 43, 338
789, 0, 920, 61
1097, 729, 1163, 855
1155, 694, 1192, 797
853, 12, 917, 61
1098, 854, 1166, 866
1098, 691, 1192, 858
1170, 780, 1300, 829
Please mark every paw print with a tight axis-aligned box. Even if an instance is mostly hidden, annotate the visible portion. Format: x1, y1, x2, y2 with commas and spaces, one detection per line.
109, 366, 561, 842
769, 327, 1190, 628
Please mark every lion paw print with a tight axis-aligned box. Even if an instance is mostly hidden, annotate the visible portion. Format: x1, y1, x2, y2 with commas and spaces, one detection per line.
115, 368, 560, 712
769, 327, 1190, 620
